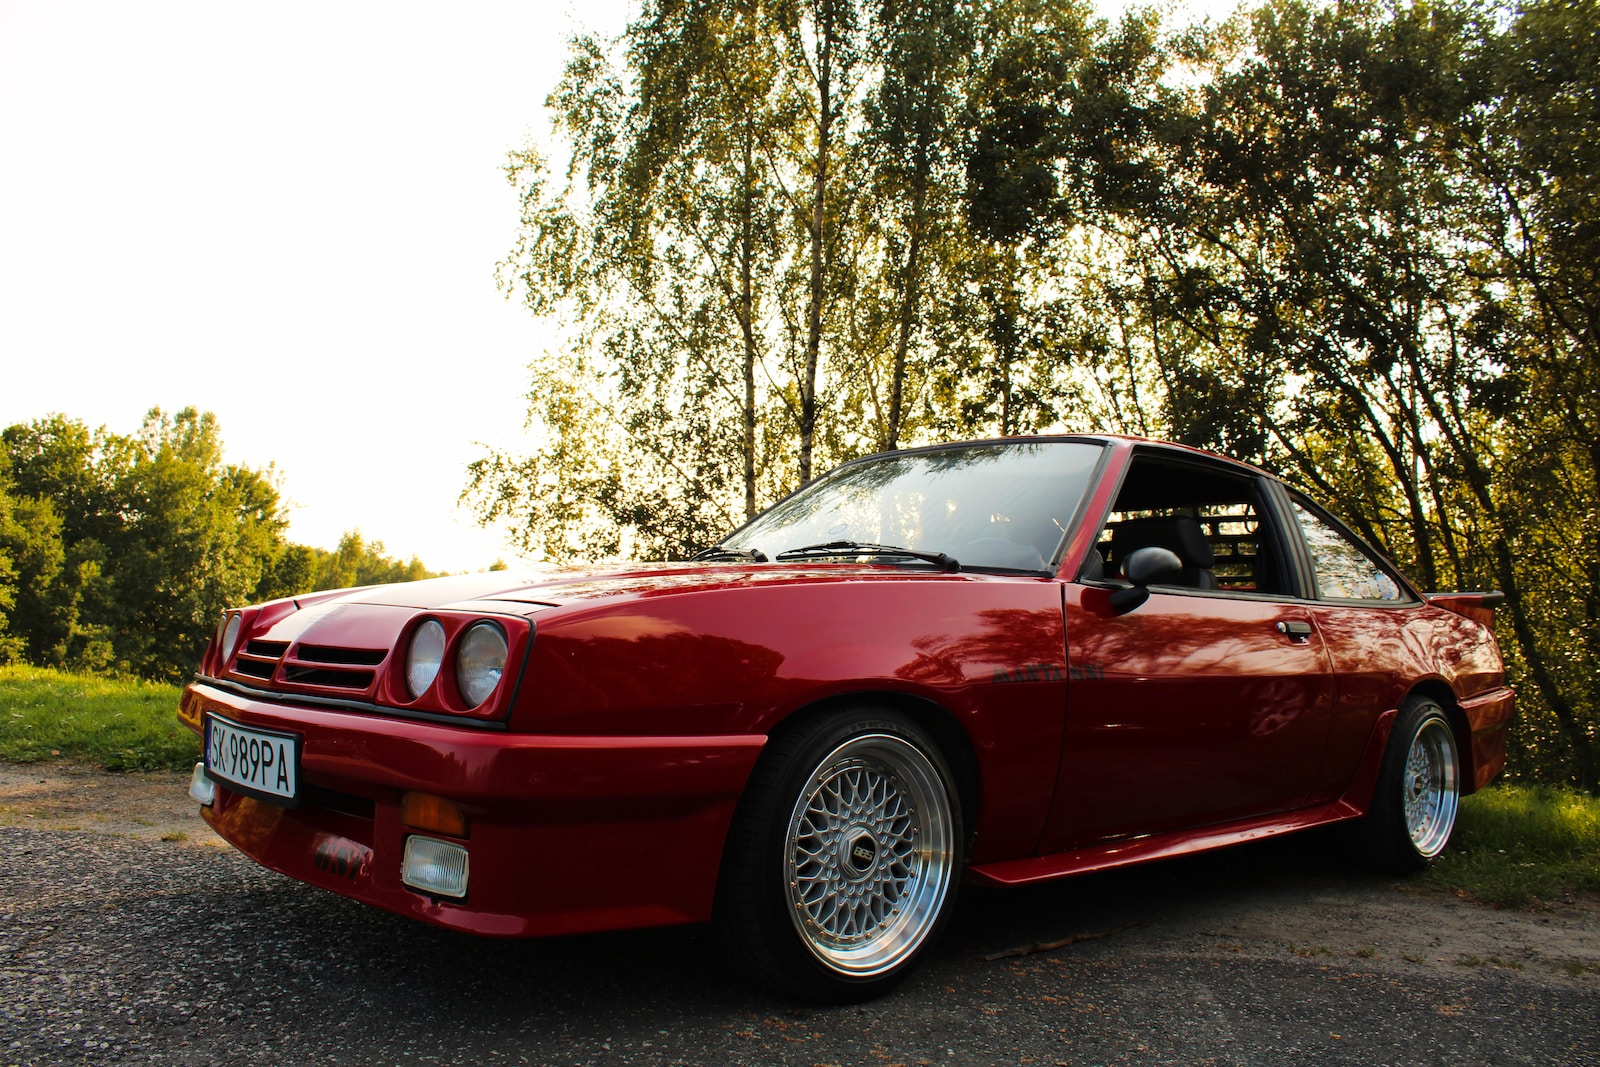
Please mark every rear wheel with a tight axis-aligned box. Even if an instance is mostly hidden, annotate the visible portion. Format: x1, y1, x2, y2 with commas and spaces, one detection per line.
1346, 696, 1460, 874
717, 709, 963, 1002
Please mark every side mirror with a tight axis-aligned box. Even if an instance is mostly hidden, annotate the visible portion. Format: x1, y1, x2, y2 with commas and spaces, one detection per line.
1108, 546, 1183, 615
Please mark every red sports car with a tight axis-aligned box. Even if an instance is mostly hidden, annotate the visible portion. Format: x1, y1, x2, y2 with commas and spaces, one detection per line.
178, 436, 1514, 1000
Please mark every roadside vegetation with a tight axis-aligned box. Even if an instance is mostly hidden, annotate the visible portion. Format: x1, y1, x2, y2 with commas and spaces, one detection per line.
0, 664, 193, 772
0, 408, 438, 683
1423, 785, 1600, 907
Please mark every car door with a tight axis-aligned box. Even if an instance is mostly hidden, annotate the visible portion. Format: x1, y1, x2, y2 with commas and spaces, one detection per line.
1283, 493, 1430, 798
1037, 453, 1338, 853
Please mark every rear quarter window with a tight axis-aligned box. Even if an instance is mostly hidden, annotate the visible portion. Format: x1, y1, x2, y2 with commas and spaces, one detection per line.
1291, 500, 1405, 602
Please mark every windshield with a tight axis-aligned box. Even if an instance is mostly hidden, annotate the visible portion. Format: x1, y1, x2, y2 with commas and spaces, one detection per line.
722, 440, 1104, 573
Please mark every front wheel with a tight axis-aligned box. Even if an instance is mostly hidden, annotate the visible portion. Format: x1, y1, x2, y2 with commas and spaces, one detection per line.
716, 710, 963, 1002
1345, 696, 1461, 874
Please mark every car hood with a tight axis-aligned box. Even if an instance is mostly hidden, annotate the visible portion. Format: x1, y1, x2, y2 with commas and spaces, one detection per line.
238, 562, 1035, 666
305, 560, 981, 616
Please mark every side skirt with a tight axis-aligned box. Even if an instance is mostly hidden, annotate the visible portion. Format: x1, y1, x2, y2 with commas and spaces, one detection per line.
966, 709, 1399, 888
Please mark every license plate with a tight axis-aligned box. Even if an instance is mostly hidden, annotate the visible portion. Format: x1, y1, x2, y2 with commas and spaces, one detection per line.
204, 714, 300, 805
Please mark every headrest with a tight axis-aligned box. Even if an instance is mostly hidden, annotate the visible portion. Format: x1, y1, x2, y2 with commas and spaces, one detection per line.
1171, 516, 1215, 567
1112, 516, 1214, 569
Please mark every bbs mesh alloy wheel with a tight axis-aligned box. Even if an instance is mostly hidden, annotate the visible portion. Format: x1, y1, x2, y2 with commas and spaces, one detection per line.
718, 709, 964, 1002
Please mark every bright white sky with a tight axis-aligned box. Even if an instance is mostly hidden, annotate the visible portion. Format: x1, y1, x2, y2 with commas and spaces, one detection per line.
0, 0, 1231, 574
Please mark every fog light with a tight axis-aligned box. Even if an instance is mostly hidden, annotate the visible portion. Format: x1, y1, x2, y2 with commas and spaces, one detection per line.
402, 835, 469, 899
188, 762, 215, 806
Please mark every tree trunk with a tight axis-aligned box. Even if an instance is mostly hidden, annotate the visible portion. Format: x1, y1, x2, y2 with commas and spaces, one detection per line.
739, 126, 759, 521
798, 0, 834, 486
884, 115, 933, 452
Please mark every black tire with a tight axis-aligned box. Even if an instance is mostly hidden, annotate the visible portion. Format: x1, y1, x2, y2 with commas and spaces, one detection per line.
716, 709, 964, 1002
1344, 696, 1461, 874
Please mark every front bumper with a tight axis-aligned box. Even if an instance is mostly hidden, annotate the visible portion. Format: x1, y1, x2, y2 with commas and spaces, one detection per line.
179, 682, 765, 937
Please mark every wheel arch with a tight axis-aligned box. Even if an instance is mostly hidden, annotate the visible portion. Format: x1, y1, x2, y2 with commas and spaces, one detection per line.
1404, 679, 1478, 796
761, 690, 982, 851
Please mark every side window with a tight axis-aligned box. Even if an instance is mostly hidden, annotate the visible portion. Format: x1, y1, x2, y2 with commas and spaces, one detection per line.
1290, 500, 1404, 602
1089, 457, 1289, 596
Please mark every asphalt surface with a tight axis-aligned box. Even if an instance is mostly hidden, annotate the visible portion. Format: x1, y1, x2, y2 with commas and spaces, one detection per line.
3, 824, 1597, 1067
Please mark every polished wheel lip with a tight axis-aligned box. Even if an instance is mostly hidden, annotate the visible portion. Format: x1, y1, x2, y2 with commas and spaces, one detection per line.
1403, 716, 1459, 858
783, 733, 956, 978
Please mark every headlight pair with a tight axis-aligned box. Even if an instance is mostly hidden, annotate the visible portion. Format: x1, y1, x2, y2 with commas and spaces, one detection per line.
404, 619, 508, 708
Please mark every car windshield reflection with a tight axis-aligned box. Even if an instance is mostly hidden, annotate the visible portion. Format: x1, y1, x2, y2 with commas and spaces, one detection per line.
721, 441, 1104, 573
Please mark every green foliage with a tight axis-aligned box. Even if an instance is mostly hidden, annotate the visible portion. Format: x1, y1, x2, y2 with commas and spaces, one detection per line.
1422, 785, 1600, 906
1, 416, 120, 667
0, 409, 442, 681
110, 408, 293, 679
308, 531, 436, 590
0, 485, 27, 665
0, 664, 193, 772
0, 493, 67, 665
0, 408, 297, 678
476, 0, 1094, 561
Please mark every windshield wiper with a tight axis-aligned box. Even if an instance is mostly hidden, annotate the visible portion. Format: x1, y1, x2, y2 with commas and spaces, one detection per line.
773, 540, 960, 573
690, 546, 769, 563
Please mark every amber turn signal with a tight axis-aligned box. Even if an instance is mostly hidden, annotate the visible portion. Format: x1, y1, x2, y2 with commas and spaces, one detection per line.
400, 791, 468, 838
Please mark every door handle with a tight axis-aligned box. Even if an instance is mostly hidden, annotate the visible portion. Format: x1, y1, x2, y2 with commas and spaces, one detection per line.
1276, 620, 1313, 638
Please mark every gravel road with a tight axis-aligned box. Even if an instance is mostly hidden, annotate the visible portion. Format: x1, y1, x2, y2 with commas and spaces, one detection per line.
3, 765, 1598, 1066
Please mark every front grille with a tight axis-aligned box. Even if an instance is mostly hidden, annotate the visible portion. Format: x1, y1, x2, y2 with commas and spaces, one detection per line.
232, 659, 276, 680
227, 640, 386, 693
283, 665, 376, 689
296, 645, 386, 666
231, 639, 288, 682
277, 644, 386, 691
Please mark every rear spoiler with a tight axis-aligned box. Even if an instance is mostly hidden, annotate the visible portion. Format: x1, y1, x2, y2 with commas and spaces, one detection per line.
1425, 590, 1505, 627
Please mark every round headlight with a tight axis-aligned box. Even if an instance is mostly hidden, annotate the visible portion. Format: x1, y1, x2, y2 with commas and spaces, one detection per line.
220, 614, 243, 662
406, 620, 447, 698
456, 622, 508, 707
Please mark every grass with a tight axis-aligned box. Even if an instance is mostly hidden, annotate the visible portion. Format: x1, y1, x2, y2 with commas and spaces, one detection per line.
0, 664, 196, 772
1421, 784, 1600, 906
